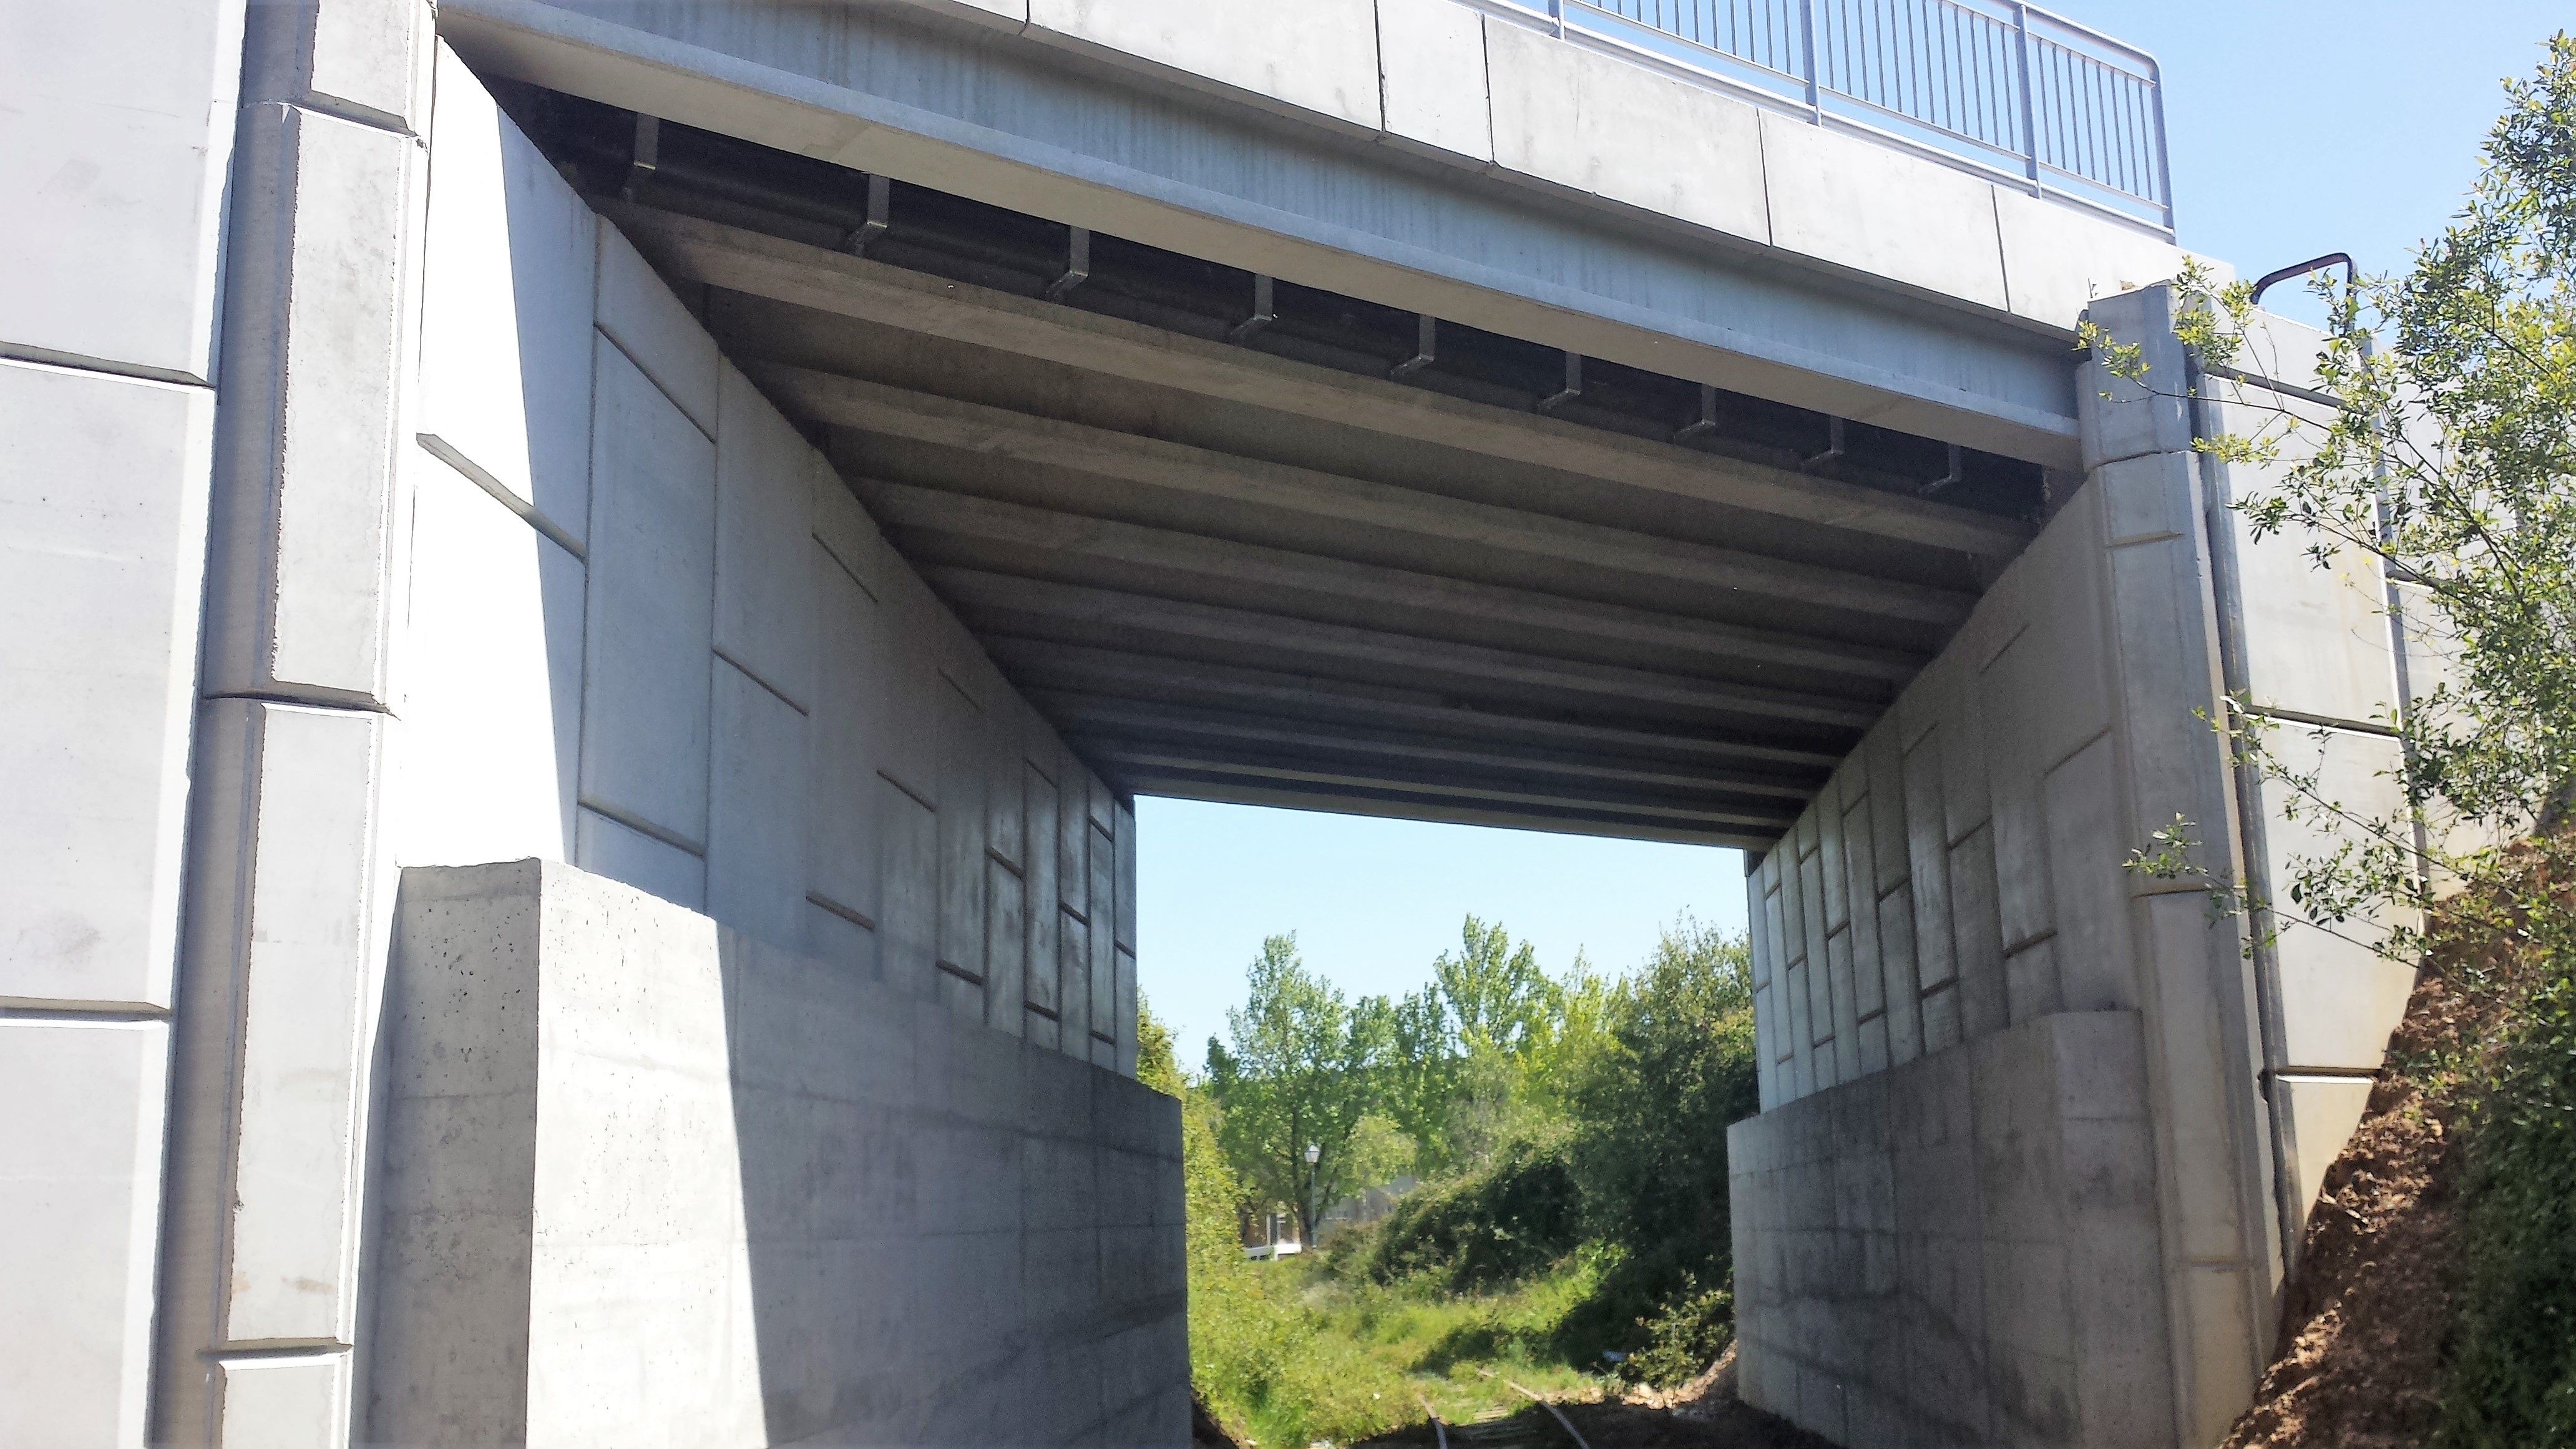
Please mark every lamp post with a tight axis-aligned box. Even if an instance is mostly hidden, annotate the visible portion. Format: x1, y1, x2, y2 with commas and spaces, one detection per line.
1304, 1142, 1320, 1247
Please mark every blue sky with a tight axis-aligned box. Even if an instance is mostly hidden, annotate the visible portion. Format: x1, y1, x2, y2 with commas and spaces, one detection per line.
1134, 5, 2570, 1061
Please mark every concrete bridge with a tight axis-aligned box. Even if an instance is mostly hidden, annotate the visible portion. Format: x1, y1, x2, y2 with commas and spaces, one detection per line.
4, 1, 2421, 1445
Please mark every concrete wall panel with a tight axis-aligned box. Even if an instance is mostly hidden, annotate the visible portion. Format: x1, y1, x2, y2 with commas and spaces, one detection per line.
808, 542, 884, 929
1994, 187, 2187, 331
1946, 826, 2006, 1039
416, 42, 598, 545
1485, 19, 1769, 246
1760, 112, 2007, 312
597, 222, 720, 434
2256, 727, 2414, 1070
575, 806, 706, 910
812, 461, 884, 597
935, 678, 990, 997
714, 361, 819, 709
579, 337, 717, 847
1025, 761, 1063, 1022
709, 657, 811, 950
0, 0, 241, 381
2222, 456, 2402, 728
1732, 1012, 2171, 1448
0, 1018, 169, 1448
879, 779, 939, 994
217, 1356, 346, 1449
196, 702, 389, 1345
0, 361, 212, 1008
1027, 0, 1382, 132
2278, 1076, 2374, 1224
876, 566, 944, 805
210, 103, 416, 703
371, 862, 1184, 1445
1375, 0, 1490, 161
249, 0, 434, 132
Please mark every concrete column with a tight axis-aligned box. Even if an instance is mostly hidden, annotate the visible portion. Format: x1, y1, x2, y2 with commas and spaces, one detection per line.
154, 3, 434, 1443
0, 2, 241, 1443
2077, 285, 2280, 1446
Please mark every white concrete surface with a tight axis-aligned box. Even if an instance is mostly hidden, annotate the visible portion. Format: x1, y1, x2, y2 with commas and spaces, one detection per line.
205, 100, 417, 704
1375, 0, 1490, 162
579, 336, 718, 848
0, 361, 213, 1010
599, 221, 721, 435
708, 656, 811, 950
417, 42, 598, 548
1739, 284, 2442, 1448
1730, 1010, 2172, 1448
1483, 18, 1769, 246
1028, 0, 1382, 133
714, 361, 818, 709
0, 1018, 170, 1448
0, 0, 242, 382
370, 860, 1188, 1447
393, 447, 585, 867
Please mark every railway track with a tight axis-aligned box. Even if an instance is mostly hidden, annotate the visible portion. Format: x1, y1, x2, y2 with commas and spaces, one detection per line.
1417, 1381, 1592, 1449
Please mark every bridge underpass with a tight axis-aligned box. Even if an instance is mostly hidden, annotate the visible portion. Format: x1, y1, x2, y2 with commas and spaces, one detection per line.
5, 2, 2428, 1447
521, 90, 2056, 849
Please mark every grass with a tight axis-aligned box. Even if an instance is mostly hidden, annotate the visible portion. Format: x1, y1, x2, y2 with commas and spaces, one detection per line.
1196, 1248, 1617, 1448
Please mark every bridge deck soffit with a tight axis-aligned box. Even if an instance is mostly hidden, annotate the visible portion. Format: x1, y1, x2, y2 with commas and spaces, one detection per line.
436, 0, 2197, 473
496, 87, 2080, 847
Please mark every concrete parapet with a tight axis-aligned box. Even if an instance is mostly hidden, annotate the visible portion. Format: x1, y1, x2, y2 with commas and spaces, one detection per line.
368, 859, 1186, 1447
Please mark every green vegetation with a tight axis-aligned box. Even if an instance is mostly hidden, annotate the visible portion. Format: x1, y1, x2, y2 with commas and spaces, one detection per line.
2107, 32, 2576, 1447
1143, 915, 1758, 1445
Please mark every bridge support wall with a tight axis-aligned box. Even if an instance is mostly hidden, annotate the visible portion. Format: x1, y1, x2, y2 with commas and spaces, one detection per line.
1732, 286, 2419, 1448
2, 8, 1173, 1441
372, 861, 1186, 1447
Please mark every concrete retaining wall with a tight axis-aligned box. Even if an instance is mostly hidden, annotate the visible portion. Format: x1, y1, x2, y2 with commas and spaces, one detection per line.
396, 44, 1141, 1071
0, 1, 240, 1442
1736, 286, 2425, 1447
369, 859, 1188, 1447
1728, 1010, 2169, 1447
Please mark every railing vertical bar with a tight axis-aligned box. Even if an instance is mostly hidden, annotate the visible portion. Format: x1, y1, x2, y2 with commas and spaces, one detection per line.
2010, 2, 2039, 183
1798, 0, 1821, 113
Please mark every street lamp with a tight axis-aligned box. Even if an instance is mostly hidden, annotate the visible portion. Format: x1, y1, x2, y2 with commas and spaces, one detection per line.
1304, 1143, 1320, 1247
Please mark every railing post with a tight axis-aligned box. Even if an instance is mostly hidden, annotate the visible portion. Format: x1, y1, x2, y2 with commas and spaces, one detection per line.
1797, 0, 1820, 115
2147, 57, 2176, 230
1549, 0, 1565, 39
2011, 2, 2041, 190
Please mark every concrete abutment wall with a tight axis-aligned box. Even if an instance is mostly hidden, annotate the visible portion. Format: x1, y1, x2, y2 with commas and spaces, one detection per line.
373, 860, 1186, 1447
1731, 288, 2423, 1448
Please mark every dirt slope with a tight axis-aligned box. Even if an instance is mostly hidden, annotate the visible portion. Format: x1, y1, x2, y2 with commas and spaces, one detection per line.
2220, 967, 2476, 1448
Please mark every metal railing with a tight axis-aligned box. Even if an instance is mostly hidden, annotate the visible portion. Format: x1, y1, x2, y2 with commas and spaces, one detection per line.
1503, 0, 2172, 233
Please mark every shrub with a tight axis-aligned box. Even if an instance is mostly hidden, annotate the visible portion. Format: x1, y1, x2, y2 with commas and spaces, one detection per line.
1610, 1275, 1735, 1388
1354, 1134, 1584, 1291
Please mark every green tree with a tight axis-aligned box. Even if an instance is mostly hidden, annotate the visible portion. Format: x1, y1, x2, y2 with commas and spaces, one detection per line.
1379, 984, 1457, 1169
1433, 915, 1551, 1055
1206, 934, 1393, 1244
1560, 916, 1759, 1378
